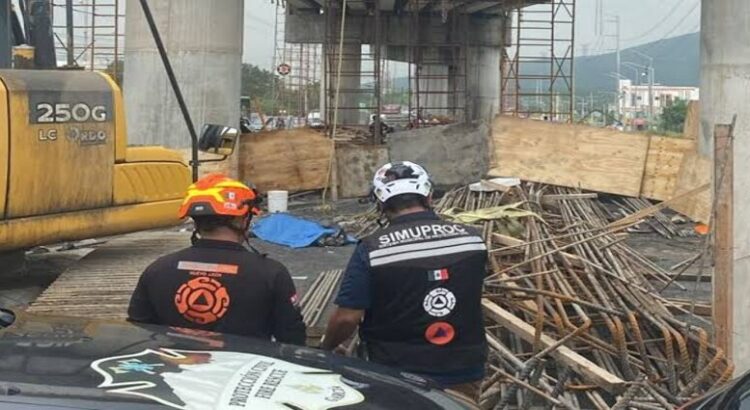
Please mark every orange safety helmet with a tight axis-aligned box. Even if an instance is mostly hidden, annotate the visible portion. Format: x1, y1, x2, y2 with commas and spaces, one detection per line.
178, 173, 260, 219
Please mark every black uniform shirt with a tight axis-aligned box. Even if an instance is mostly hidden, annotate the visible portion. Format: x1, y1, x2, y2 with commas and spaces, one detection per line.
335, 211, 488, 386
128, 239, 306, 345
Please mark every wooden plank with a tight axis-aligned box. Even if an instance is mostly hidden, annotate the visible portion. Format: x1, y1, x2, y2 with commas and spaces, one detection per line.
670, 152, 711, 222
481, 299, 625, 393
490, 117, 651, 197
237, 128, 334, 192
641, 136, 696, 200
666, 301, 712, 317
713, 124, 733, 358
683, 100, 700, 140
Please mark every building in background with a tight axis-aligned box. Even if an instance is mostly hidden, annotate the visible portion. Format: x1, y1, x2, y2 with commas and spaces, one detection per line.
618, 79, 699, 119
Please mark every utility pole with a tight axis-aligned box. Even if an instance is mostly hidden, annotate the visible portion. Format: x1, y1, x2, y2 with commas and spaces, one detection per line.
65, 0, 74, 66
624, 49, 655, 127
605, 15, 621, 119
606, 72, 624, 120
648, 64, 655, 121
615, 16, 621, 80
580, 99, 585, 118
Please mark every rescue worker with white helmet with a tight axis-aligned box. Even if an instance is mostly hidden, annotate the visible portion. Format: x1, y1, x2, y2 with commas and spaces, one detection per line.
322, 161, 489, 402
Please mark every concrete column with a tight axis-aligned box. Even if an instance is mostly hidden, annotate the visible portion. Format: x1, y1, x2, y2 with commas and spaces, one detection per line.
700, 0, 750, 373
467, 46, 500, 122
124, 0, 243, 151
328, 43, 362, 125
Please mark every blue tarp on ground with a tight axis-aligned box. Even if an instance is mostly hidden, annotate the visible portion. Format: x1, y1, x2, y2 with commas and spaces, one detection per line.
251, 213, 351, 248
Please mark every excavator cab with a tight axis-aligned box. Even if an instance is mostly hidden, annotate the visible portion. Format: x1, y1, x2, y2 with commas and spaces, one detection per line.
198, 124, 239, 157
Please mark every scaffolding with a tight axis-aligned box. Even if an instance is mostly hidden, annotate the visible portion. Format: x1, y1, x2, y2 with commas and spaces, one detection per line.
322, 0, 475, 142
407, 1, 469, 126
500, 0, 576, 122
323, 0, 381, 136
51, 0, 124, 80
272, 3, 322, 120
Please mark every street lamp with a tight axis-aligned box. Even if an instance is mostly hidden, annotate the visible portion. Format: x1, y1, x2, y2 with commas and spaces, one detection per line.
605, 72, 626, 119
623, 50, 656, 121
622, 65, 641, 85
623, 61, 655, 123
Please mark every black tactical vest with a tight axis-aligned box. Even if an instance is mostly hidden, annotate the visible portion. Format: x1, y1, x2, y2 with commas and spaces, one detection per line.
359, 212, 488, 374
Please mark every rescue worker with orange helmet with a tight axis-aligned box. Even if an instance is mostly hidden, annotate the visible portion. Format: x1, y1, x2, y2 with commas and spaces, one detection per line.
127, 173, 306, 345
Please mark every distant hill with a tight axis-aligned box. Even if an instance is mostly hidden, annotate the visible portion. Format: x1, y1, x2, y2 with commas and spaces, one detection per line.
575, 32, 699, 93
385, 32, 700, 95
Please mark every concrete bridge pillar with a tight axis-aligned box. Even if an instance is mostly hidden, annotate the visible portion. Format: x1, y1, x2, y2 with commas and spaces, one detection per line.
123, 0, 243, 152
327, 43, 363, 125
700, 0, 750, 374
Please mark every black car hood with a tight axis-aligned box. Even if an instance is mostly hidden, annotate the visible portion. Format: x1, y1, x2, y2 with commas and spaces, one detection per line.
0, 312, 471, 410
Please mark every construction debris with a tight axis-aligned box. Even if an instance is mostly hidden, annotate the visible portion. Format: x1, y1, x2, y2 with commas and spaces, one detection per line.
612, 197, 693, 239
299, 268, 343, 328
335, 208, 381, 239
338, 182, 729, 408
454, 183, 730, 409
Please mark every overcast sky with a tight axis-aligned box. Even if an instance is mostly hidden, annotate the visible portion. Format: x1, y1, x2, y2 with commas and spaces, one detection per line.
241, 0, 702, 68
244, 0, 277, 69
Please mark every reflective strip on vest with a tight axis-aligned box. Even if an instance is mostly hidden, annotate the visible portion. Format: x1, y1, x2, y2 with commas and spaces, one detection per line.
369, 241, 487, 267
369, 236, 485, 259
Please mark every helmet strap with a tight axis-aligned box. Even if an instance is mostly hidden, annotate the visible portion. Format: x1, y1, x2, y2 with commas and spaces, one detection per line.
375, 202, 389, 227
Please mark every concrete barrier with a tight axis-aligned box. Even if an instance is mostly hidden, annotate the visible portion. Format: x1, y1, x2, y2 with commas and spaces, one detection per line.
387, 122, 491, 188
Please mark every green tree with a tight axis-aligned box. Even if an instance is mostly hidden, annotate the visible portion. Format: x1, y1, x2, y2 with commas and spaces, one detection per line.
241, 64, 277, 113
660, 99, 688, 133
105, 59, 124, 85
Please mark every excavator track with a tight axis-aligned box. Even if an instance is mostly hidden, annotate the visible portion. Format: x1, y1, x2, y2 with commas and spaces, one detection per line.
27, 231, 190, 320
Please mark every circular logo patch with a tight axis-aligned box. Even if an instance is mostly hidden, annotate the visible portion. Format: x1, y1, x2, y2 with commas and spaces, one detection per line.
422, 287, 456, 317
174, 277, 230, 325
425, 322, 455, 345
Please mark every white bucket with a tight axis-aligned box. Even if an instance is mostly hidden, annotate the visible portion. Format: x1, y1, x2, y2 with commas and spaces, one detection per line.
267, 190, 289, 213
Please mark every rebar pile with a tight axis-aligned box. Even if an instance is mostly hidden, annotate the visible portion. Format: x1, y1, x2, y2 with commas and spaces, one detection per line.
461, 183, 732, 409
612, 197, 692, 239
335, 208, 381, 238
334, 182, 729, 407
299, 269, 343, 327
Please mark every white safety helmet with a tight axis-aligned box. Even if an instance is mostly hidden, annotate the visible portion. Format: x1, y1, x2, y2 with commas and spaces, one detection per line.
372, 161, 433, 203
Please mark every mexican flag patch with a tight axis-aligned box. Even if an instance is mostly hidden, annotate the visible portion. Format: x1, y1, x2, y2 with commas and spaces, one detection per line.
428, 268, 450, 281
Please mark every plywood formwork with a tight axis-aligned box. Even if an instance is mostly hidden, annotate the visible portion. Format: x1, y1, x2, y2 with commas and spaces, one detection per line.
491, 116, 710, 221
670, 152, 712, 223
491, 117, 650, 197
238, 129, 333, 192
641, 136, 697, 200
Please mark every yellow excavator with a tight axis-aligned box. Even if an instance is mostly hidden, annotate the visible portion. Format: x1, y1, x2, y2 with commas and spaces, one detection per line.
0, 1, 238, 252
0, 69, 239, 252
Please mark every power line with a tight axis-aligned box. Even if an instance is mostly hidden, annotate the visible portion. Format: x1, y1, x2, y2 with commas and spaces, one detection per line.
621, 0, 685, 43
642, 0, 700, 52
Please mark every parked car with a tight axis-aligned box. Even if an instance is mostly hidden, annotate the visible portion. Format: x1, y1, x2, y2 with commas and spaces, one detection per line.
0, 309, 475, 409
240, 115, 263, 133
307, 110, 324, 129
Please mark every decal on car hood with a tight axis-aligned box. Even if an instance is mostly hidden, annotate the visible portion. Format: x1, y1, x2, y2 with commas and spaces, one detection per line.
91, 348, 365, 409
